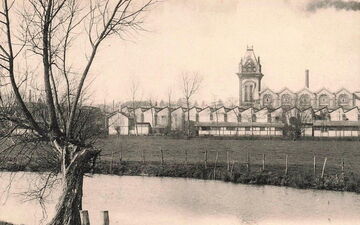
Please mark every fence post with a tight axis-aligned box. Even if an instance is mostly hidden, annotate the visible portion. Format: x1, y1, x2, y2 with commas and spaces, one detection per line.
246, 152, 250, 172
109, 150, 114, 174
102, 211, 109, 225
341, 158, 344, 174
185, 149, 188, 166
226, 151, 230, 171
119, 147, 123, 163
262, 154, 265, 172
142, 149, 145, 164
214, 151, 219, 179
80, 210, 90, 225
204, 150, 208, 169
313, 155, 316, 177
321, 157, 327, 179
230, 160, 235, 175
160, 148, 164, 166
285, 154, 288, 175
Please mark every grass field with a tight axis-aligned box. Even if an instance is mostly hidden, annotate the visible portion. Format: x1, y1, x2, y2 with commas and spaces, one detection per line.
98, 136, 360, 175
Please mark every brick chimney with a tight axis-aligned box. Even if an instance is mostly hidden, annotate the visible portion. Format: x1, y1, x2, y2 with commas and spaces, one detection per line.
305, 69, 309, 88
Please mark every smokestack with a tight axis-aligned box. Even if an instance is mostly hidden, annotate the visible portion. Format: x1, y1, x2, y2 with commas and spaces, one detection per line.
305, 69, 309, 88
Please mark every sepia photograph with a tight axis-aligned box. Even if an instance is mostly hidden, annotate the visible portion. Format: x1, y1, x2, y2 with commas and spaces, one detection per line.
0, 0, 360, 224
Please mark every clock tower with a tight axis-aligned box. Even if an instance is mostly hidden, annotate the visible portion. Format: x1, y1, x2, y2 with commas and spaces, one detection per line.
236, 46, 263, 107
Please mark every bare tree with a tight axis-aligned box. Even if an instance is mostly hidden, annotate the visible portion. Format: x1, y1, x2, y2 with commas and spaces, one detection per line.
147, 94, 157, 128
0, 0, 155, 224
180, 72, 202, 136
283, 107, 314, 140
129, 78, 141, 135
166, 87, 172, 133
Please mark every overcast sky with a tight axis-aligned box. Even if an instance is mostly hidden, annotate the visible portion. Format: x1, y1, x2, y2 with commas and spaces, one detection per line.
88, 0, 360, 104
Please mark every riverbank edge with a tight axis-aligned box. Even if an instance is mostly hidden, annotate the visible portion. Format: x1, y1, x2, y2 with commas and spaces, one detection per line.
95, 161, 360, 193
1, 161, 360, 193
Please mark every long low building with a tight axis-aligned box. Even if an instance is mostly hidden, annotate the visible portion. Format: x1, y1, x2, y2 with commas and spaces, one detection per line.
313, 121, 360, 137
195, 122, 284, 136
110, 104, 360, 138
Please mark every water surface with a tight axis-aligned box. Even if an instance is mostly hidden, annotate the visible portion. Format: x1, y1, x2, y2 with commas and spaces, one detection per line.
0, 172, 359, 225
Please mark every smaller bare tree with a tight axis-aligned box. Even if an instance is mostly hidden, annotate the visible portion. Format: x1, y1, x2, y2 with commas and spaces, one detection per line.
181, 72, 202, 136
129, 78, 141, 135
166, 87, 173, 133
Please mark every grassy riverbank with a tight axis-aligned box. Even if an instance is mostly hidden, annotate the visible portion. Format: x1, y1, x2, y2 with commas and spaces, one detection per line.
1, 136, 359, 193
98, 136, 360, 174
93, 160, 360, 193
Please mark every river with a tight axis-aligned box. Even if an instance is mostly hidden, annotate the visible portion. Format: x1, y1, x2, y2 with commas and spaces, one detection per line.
0, 172, 359, 225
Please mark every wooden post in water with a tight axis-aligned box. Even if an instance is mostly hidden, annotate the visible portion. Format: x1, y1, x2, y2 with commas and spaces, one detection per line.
214, 151, 219, 179
321, 157, 327, 179
160, 148, 164, 166
102, 211, 109, 225
341, 158, 344, 174
313, 155, 316, 177
204, 150, 208, 169
285, 154, 288, 176
185, 149, 188, 166
262, 154, 265, 172
80, 210, 90, 225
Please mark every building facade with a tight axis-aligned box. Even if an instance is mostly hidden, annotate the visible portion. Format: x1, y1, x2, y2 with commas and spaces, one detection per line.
108, 47, 360, 138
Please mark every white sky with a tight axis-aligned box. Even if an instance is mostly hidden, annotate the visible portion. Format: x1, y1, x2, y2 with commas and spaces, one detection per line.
88, 0, 360, 104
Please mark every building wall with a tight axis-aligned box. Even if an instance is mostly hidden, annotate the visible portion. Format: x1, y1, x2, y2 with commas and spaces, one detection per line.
171, 108, 185, 130
198, 108, 213, 123
108, 112, 129, 135
129, 124, 150, 135
198, 126, 283, 136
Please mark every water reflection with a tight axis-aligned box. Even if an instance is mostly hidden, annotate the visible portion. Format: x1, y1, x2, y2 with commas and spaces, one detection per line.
0, 172, 359, 225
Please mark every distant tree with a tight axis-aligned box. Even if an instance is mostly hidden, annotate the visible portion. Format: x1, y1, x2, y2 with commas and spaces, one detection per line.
225, 97, 238, 108
166, 87, 173, 133
129, 79, 141, 135
180, 72, 202, 136
283, 108, 314, 140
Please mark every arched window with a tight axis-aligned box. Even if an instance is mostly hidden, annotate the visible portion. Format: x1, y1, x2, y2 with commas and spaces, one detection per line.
244, 81, 255, 102
263, 94, 273, 106
224, 113, 228, 122
338, 94, 349, 106
281, 94, 292, 106
299, 94, 311, 107
210, 113, 213, 121
237, 114, 242, 122
319, 94, 330, 106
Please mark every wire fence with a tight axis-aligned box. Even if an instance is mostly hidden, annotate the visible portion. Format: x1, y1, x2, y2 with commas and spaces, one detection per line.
98, 143, 358, 178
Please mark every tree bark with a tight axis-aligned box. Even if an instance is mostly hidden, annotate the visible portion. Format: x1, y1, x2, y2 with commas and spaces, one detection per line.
48, 147, 95, 225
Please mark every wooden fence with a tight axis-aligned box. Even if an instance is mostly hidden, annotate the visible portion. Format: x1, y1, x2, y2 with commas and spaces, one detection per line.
103, 147, 347, 179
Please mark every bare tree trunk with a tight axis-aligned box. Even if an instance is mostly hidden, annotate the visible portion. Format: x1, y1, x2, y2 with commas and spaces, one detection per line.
187, 100, 190, 136
48, 147, 95, 225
